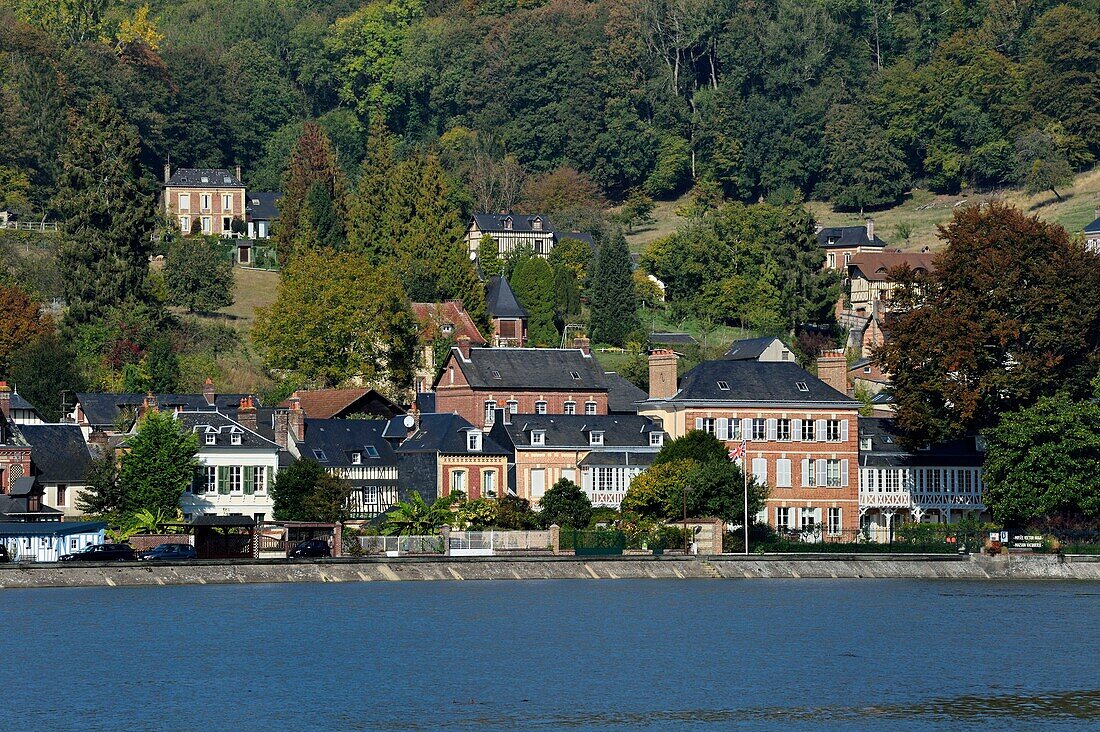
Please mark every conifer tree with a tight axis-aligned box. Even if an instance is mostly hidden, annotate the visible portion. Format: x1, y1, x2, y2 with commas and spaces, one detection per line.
56, 96, 155, 322
275, 122, 347, 262
347, 111, 398, 262
511, 256, 558, 347
478, 234, 502, 277
589, 231, 638, 346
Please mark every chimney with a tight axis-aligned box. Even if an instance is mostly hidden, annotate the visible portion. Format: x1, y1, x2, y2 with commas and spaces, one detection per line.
865, 217, 875, 242
456, 336, 472, 361
273, 409, 289, 450
235, 164, 242, 183
0, 381, 10, 420
237, 396, 257, 432
816, 349, 848, 396
573, 336, 591, 356
88, 429, 110, 449
164, 163, 171, 184
202, 378, 215, 406
288, 393, 305, 442
648, 350, 679, 400
142, 391, 159, 415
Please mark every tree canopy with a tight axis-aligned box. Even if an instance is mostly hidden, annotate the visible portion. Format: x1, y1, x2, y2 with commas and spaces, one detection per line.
117, 409, 199, 518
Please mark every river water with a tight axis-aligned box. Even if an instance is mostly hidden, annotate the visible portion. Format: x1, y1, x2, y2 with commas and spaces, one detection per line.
1, 579, 1097, 731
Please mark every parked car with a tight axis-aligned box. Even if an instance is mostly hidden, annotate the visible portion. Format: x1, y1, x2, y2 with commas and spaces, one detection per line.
0, 544, 8, 563
59, 543, 136, 562
289, 539, 332, 558
138, 543, 197, 561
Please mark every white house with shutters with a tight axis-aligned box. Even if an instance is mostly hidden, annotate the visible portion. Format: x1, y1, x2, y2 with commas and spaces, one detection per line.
176, 411, 280, 523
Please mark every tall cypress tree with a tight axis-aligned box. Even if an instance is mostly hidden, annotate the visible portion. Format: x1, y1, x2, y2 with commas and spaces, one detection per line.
56, 96, 155, 323
589, 231, 639, 346
512, 257, 558, 347
275, 122, 347, 262
347, 110, 398, 263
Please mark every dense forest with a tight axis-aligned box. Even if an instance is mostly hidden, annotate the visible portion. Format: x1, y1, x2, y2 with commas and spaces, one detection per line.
1, 0, 1097, 217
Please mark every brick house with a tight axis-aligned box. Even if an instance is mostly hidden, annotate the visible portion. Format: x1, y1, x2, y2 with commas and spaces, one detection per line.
433, 338, 609, 427
0, 383, 32, 496
410, 300, 487, 392
485, 276, 528, 347
163, 165, 246, 239
638, 351, 861, 539
382, 412, 509, 501
817, 219, 887, 271
489, 411, 663, 508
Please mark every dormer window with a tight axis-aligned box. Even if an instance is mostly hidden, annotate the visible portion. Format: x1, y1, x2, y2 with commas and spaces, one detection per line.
717, 381, 730, 391
531, 430, 546, 446
205, 432, 216, 446
200, 176, 209, 183
467, 430, 483, 452
503, 217, 513, 230
351, 452, 362, 465
442, 324, 454, 336
590, 431, 604, 446
223, 176, 232, 184
231, 433, 242, 446
860, 437, 872, 451
564, 401, 576, 415
649, 431, 664, 447
535, 400, 547, 415
532, 217, 542, 231
584, 400, 597, 415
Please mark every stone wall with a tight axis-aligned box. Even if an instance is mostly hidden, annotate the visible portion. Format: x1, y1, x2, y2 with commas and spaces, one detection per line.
2, 554, 1100, 589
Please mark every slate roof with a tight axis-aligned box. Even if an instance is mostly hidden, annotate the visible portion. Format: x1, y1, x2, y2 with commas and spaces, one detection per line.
604, 372, 648, 413
176, 411, 278, 450
486, 277, 528, 319
9, 391, 36, 412
20, 424, 92, 483
0, 521, 104, 537
472, 213, 554, 234
657, 360, 858, 406
415, 392, 436, 413
1085, 216, 1100, 234
382, 413, 510, 455
859, 417, 984, 468
495, 414, 660, 449
411, 301, 486, 344
448, 347, 608, 391
650, 332, 698, 346
297, 419, 398, 469
817, 225, 887, 249
848, 252, 936, 281
723, 336, 782, 360
277, 389, 402, 420
246, 191, 281, 220
165, 168, 244, 188
76, 393, 257, 428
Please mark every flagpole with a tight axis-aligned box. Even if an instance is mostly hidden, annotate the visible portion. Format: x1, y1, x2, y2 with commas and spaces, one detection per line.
743, 445, 749, 556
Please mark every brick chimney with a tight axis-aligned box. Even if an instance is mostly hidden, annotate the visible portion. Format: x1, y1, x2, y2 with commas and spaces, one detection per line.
288, 393, 305, 442
237, 396, 257, 432
202, 378, 215, 406
141, 391, 159, 415
648, 350, 678, 400
273, 409, 289, 450
0, 381, 10, 420
865, 218, 875, 242
88, 429, 110, 450
816, 349, 848, 395
235, 164, 242, 183
573, 336, 591, 356
456, 336, 472, 361
164, 163, 171, 184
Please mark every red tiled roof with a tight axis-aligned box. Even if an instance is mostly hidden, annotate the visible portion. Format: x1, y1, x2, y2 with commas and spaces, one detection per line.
278, 388, 389, 419
848, 252, 937, 282
410, 300, 486, 345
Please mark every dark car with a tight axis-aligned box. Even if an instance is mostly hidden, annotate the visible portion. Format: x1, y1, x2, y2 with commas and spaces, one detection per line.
289, 539, 332, 558
139, 543, 197, 562
0, 544, 8, 563
59, 543, 136, 562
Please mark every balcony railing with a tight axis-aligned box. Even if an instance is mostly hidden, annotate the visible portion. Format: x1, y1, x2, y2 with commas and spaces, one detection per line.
860, 489, 985, 510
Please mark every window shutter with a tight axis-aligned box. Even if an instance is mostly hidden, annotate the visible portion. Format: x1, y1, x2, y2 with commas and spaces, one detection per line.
741, 418, 752, 440
801, 459, 811, 487
777, 459, 791, 488
218, 466, 229, 495
841, 459, 849, 486
695, 417, 704, 431
815, 419, 827, 441
841, 420, 849, 441
752, 457, 767, 484
766, 419, 777, 441
816, 459, 827, 487
792, 419, 802, 441
717, 418, 729, 441
243, 466, 254, 495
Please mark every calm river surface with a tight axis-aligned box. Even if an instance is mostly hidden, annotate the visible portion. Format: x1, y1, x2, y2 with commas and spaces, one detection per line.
1, 579, 1098, 731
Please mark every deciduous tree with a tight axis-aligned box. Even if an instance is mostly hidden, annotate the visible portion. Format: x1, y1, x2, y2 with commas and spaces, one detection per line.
538, 479, 593, 528
118, 409, 199, 518
163, 236, 234, 313
0, 284, 49, 375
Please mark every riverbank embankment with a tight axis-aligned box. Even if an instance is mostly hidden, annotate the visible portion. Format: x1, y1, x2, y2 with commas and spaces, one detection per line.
3, 553, 1100, 589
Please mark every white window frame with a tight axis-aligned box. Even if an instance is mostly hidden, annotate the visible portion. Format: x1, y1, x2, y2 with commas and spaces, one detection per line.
179, 215, 190, 232
507, 400, 519, 414
649, 432, 664, 447
776, 419, 791, 442
535, 401, 547, 415
482, 469, 497, 498
231, 433, 242, 446
200, 193, 211, 211
584, 400, 597, 415
229, 466, 242, 494
776, 507, 790, 530
222, 193, 232, 211
178, 193, 190, 212
484, 400, 497, 424
564, 401, 576, 415
205, 432, 216, 446
775, 458, 792, 488
531, 430, 546, 446
450, 469, 467, 495
530, 468, 546, 499
752, 418, 766, 441
589, 431, 604, 446
467, 430, 483, 452
828, 507, 842, 536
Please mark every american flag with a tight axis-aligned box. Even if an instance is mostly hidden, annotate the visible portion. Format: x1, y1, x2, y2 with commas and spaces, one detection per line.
728, 439, 747, 463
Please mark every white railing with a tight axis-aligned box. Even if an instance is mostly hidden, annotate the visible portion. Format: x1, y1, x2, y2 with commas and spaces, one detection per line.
0, 221, 59, 232
449, 530, 552, 556
585, 490, 627, 508
859, 490, 912, 508
357, 535, 444, 556
860, 490, 985, 510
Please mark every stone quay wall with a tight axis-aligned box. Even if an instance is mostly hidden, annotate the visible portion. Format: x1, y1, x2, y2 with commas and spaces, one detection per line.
2, 553, 1100, 589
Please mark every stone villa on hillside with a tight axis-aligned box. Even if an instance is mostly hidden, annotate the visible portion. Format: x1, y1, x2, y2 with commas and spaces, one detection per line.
465, 213, 594, 260
817, 219, 886, 271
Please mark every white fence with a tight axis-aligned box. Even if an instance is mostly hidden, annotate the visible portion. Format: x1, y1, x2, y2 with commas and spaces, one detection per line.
357, 535, 444, 556
0, 221, 59, 232
448, 530, 553, 556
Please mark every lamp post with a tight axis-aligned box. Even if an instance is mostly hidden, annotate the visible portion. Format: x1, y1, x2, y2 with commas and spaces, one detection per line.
743, 447, 750, 556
